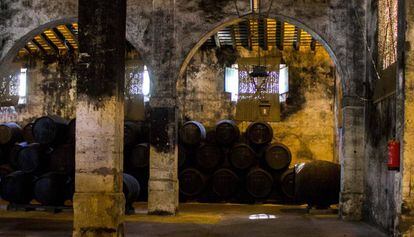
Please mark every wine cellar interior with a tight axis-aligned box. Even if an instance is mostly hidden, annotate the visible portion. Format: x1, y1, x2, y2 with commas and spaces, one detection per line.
0, 0, 413, 236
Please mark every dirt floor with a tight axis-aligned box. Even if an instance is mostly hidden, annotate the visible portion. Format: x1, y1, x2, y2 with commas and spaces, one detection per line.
0, 203, 387, 237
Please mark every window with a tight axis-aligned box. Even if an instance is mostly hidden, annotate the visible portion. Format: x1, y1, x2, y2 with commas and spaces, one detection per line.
18, 68, 27, 104
279, 64, 289, 95
225, 66, 239, 102
142, 65, 150, 102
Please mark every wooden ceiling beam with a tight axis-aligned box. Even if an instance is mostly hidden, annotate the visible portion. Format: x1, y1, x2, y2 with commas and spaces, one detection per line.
276, 21, 284, 50
65, 24, 79, 45
53, 28, 75, 53
24, 45, 33, 55
31, 39, 47, 55
40, 33, 59, 55
294, 27, 301, 51
310, 37, 317, 51
230, 25, 237, 49
214, 34, 221, 48
247, 19, 253, 50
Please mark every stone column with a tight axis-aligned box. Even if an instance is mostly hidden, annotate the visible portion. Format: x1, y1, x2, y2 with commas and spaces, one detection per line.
147, 0, 179, 215
73, 0, 127, 236
339, 98, 365, 221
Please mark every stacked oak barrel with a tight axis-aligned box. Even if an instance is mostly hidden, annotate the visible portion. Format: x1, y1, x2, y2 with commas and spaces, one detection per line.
0, 116, 76, 208
178, 120, 295, 204
178, 120, 340, 207
0, 116, 141, 211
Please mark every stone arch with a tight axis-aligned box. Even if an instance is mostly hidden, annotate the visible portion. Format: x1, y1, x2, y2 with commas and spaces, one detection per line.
0, 17, 152, 75
176, 13, 358, 218
178, 14, 345, 91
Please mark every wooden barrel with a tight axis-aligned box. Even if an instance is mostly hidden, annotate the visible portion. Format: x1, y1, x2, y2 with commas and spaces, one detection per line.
123, 173, 141, 207
8, 142, 29, 168
205, 130, 217, 144
0, 122, 23, 145
212, 168, 239, 199
178, 145, 193, 168
179, 121, 206, 146
22, 123, 35, 143
17, 143, 42, 173
124, 121, 143, 147
126, 143, 150, 169
179, 168, 206, 197
295, 161, 340, 208
229, 143, 256, 170
265, 143, 292, 170
214, 120, 240, 146
246, 121, 273, 145
67, 118, 76, 144
33, 116, 69, 145
246, 168, 274, 199
49, 144, 75, 175
34, 172, 69, 206
196, 144, 222, 170
1, 171, 34, 204
280, 168, 295, 199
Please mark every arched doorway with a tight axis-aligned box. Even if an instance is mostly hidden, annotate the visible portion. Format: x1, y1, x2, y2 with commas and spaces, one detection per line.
176, 14, 353, 217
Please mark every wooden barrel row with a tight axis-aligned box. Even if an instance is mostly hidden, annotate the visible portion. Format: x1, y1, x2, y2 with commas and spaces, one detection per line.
180, 120, 274, 147
179, 160, 340, 206
179, 142, 292, 172
179, 167, 295, 201
0, 171, 140, 207
0, 116, 144, 209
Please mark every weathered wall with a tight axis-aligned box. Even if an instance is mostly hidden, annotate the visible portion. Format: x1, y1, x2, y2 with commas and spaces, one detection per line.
181, 45, 335, 164
0, 54, 144, 125
177, 47, 235, 127
0, 57, 77, 124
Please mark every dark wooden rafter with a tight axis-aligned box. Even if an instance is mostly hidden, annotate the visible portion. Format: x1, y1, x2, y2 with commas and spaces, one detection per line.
24, 46, 33, 55
65, 24, 79, 45
230, 25, 237, 49
294, 26, 301, 51
31, 39, 47, 55
258, 18, 268, 50
310, 38, 317, 51
238, 21, 250, 49
247, 19, 253, 50
53, 28, 75, 53
40, 33, 59, 55
276, 21, 284, 50
65, 24, 77, 37
213, 34, 221, 48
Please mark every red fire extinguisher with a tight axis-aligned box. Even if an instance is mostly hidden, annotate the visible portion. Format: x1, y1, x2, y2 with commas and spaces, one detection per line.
388, 140, 400, 171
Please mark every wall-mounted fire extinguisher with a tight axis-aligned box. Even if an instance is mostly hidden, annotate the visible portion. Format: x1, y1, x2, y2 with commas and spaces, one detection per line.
388, 139, 400, 171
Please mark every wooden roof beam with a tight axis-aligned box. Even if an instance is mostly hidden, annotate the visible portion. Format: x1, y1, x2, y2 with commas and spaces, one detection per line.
40, 33, 59, 55
213, 34, 221, 48
65, 24, 79, 45
310, 38, 317, 51
24, 45, 33, 55
53, 28, 75, 53
276, 21, 284, 50
247, 19, 253, 50
31, 39, 47, 55
230, 25, 237, 49
294, 27, 301, 51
